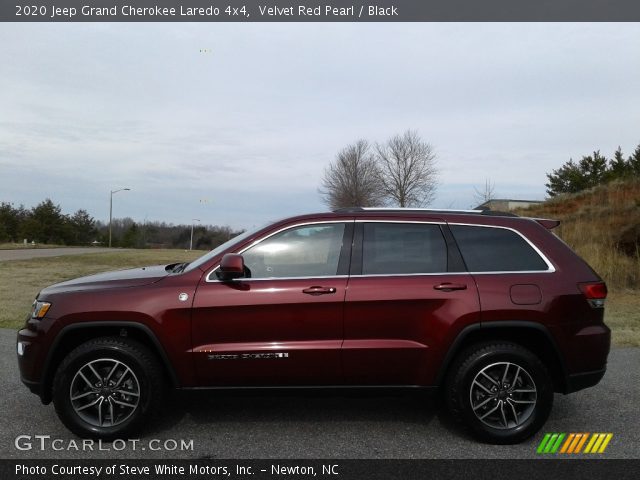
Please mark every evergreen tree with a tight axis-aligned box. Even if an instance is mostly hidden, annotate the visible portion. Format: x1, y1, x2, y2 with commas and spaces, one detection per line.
545, 159, 585, 196
628, 143, 640, 176
20, 199, 66, 244
69, 209, 97, 244
608, 147, 630, 180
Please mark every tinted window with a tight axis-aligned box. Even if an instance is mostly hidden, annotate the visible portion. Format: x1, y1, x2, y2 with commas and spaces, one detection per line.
242, 223, 346, 278
450, 225, 549, 272
362, 223, 447, 275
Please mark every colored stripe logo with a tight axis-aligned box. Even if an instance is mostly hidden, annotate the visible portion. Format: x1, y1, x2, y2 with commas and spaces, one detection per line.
537, 433, 613, 454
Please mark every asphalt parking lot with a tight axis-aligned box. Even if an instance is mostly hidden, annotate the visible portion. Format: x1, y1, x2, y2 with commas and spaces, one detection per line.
1, 328, 638, 459
0, 247, 118, 262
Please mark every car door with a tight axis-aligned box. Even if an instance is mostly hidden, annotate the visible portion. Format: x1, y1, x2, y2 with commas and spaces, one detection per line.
342, 220, 480, 385
191, 221, 353, 386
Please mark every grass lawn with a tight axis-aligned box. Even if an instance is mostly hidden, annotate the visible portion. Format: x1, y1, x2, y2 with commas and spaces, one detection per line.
1, 250, 638, 347
606, 291, 640, 347
0, 249, 203, 329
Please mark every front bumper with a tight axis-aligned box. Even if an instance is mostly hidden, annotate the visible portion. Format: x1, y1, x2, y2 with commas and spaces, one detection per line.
17, 327, 48, 402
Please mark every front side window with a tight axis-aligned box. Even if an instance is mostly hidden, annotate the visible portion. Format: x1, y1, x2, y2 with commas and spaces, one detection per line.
242, 223, 346, 279
362, 222, 448, 275
449, 225, 549, 272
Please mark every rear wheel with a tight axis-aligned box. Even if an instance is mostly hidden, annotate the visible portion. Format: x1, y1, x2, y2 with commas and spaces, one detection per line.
53, 337, 164, 439
445, 342, 553, 444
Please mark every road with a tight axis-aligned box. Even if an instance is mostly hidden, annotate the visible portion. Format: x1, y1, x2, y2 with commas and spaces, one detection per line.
0, 248, 120, 262
1, 328, 638, 459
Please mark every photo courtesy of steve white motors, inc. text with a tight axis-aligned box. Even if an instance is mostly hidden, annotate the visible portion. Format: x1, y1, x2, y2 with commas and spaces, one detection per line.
16, 463, 338, 477
16, 3, 399, 19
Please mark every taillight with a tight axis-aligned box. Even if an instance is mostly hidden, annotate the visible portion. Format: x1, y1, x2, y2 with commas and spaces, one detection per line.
578, 282, 607, 308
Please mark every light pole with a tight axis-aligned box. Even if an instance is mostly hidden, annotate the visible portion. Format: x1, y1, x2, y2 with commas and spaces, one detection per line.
109, 188, 131, 248
190, 219, 201, 250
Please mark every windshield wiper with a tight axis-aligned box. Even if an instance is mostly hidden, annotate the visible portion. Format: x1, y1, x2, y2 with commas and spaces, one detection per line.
172, 262, 188, 273
166, 262, 188, 273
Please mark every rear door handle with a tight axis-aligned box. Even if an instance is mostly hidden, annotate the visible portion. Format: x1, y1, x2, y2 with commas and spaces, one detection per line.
433, 283, 467, 292
302, 286, 337, 295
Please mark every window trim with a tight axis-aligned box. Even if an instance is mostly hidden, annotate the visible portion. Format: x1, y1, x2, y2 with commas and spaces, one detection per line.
446, 222, 556, 274
205, 220, 354, 283
204, 218, 556, 282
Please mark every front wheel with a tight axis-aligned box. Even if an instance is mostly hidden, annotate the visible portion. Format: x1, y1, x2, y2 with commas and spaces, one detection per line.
53, 337, 164, 439
445, 342, 553, 444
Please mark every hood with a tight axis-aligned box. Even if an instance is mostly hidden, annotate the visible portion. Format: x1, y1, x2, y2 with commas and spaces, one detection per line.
40, 264, 171, 294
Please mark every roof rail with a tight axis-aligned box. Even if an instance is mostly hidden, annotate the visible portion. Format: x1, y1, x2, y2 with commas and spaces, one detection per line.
332, 207, 518, 217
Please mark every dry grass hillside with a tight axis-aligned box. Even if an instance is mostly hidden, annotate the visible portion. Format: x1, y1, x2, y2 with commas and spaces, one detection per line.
516, 178, 640, 290
515, 179, 640, 346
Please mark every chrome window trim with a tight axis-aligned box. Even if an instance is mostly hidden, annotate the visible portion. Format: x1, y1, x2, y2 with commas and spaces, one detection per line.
205, 220, 352, 283
446, 222, 556, 273
349, 271, 554, 278
209, 275, 350, 283
204, 218, 555, 283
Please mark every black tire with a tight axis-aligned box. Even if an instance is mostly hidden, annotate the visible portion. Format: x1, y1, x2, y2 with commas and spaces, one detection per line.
445, 342, 553, 444
53, 336, 164, 439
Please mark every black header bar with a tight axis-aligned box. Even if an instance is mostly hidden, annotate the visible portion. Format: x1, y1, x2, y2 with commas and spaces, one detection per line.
3, 0, 640, 22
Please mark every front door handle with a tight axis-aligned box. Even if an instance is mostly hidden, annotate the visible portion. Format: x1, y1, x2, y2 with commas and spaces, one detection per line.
302, 286, 337, 295
433, 283, 467, 292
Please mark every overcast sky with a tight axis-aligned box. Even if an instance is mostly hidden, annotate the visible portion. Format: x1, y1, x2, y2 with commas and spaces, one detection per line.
1, 23, 639, 230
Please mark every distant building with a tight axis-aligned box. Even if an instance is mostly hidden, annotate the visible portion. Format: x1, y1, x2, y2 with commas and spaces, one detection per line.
476, 199, 544, 212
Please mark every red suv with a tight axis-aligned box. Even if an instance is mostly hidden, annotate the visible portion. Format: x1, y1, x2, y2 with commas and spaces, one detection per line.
17, 208, 610, 443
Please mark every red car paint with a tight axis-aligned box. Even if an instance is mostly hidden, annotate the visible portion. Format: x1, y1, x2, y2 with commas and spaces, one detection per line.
17, 209, 610, 403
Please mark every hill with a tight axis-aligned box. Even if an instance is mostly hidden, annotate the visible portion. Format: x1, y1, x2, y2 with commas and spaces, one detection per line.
516, 178, 640, 290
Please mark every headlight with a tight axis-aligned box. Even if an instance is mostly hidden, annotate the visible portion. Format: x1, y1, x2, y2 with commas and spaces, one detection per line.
31, 300, 51, 319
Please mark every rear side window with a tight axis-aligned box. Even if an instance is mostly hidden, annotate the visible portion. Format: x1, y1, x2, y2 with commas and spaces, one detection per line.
362, 223, 447, 275
449, 225, 549, 272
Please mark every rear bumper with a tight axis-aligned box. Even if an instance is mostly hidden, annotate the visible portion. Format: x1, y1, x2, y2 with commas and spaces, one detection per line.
559, 322, 610, 393
565, 368, 607, 393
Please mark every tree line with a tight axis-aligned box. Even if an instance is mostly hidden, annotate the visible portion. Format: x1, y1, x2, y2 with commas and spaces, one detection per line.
546, 143, 640, 197
0, 199, 242, 249
320, 130, 438, 209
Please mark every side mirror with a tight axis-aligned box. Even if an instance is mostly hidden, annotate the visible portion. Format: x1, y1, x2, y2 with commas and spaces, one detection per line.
217, 253, 245, 281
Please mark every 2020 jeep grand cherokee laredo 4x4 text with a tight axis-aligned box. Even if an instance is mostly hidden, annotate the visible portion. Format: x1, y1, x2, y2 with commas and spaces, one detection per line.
17, 208, 610, 443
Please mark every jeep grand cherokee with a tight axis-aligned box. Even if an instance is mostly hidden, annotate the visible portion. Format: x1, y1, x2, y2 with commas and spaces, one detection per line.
17, 208, 610, 443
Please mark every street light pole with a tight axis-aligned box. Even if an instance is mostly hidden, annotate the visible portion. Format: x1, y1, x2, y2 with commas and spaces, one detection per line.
109, 188, 131, 248
190, 219, 200, 250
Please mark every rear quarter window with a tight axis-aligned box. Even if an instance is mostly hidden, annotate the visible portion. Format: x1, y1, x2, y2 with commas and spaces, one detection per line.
449, 225, 549, 272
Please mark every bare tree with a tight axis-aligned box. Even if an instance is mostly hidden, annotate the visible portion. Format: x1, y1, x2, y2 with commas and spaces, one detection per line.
320, 140, 384, 209
375, 130, 438, 207
473, 178, 496, 206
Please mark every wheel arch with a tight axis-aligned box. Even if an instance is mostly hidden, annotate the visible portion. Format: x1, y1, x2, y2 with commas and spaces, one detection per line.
437, 321, 568, 393
40, 321, 179, 404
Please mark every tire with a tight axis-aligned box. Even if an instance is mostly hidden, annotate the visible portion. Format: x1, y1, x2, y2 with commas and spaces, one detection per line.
53, 336, 164, 439
445, 342, 553, 444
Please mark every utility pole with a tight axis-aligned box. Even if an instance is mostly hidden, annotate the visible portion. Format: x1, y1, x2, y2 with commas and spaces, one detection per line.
109, 188, 131, 248
190, 219, 200, 250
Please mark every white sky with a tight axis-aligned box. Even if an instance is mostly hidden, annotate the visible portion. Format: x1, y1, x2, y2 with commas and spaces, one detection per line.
1, 23, 639, 229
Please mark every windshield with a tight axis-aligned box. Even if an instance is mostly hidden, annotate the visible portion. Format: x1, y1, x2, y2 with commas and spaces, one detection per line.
183, 224, 267, 273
